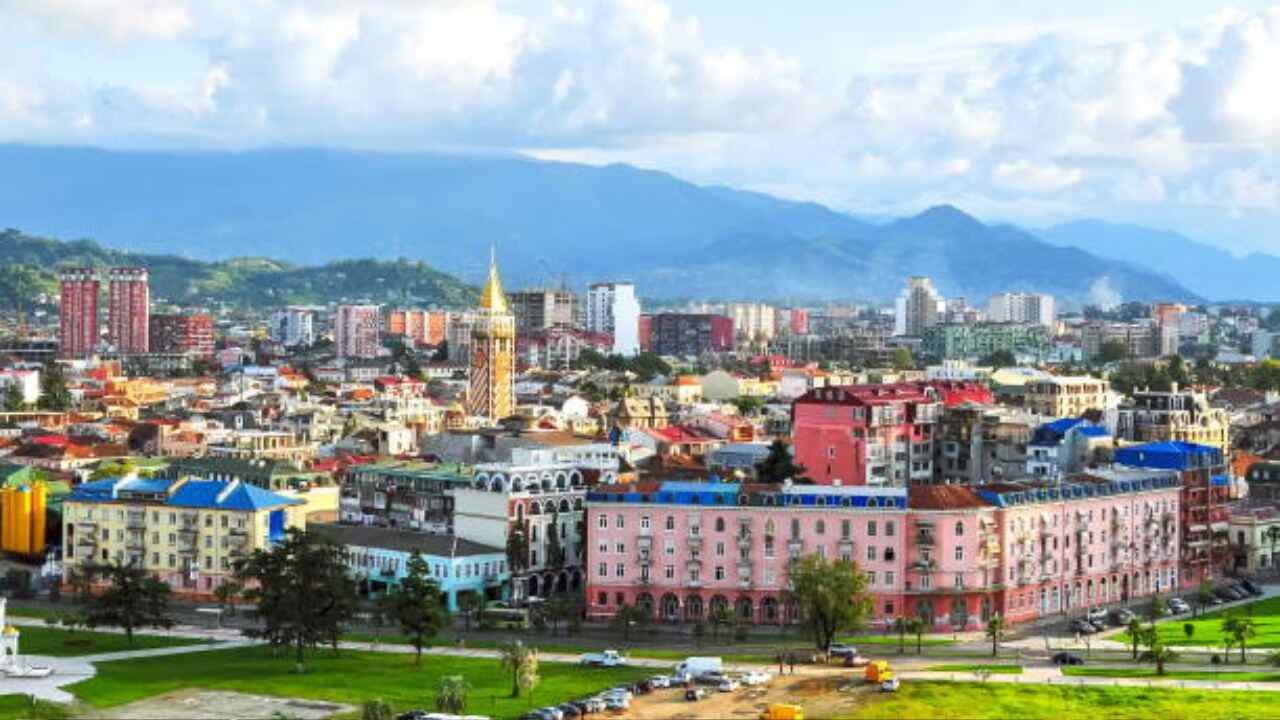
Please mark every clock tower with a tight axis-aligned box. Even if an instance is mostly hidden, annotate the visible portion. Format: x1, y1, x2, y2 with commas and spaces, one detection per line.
467, 248, 516, 423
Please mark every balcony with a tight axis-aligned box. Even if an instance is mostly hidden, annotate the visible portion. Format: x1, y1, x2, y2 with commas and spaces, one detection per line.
736, 532, 753, 547
737, 578, 753, 589
685, 556, 703, 568
636, 551, 652, 566
686, 578, 703, 588
228, 526, 249, 537
126, 513, 147, 530
910, 558, 936, 572
686, 534, 704, 548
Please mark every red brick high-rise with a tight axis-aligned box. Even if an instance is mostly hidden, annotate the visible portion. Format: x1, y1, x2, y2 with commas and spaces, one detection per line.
149, 314, 214, 357
107, 267, 150, 355
58, 268, 100, 359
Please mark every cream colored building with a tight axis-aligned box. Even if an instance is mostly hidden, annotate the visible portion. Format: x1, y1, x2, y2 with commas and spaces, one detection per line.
1228, 507, 1280, 574
62, 476, 305, 598
1023, 375, 1116, 418
1117, 385, 1230, 458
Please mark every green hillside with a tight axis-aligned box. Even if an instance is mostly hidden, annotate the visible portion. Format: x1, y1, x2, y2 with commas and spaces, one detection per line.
0, 228, 477, 310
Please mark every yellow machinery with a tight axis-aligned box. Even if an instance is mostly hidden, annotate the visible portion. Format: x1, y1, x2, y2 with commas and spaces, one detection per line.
0, 483, 47, 557
864, 660, 895, 683
760, 704, 804, 720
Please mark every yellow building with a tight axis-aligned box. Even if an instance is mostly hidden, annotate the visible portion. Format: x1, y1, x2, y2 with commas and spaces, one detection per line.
467, 249, 516, 423
62, 476, 304, 598
1024, 375, 1116, 418
0, 484, 47, 557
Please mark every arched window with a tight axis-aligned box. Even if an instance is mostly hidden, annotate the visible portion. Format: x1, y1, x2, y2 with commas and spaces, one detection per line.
715, 517, 726, 532
954, 521, 964, 537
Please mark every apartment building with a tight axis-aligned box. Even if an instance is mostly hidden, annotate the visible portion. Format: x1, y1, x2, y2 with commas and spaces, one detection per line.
1023, 375, 1115, 418
269, 307, 315, 347
339, 461, 473, 533
58, 268, 100, 359
648, 313, 734, 357
584, 472, 1180, 630
107, 267, 150, 355
586, 283, 640, 356
1116, 385, 1230, 457
509, 289, 579, 333
921, 323, 1049, 360
894, 277, 944, 337
986, 293, 1056, 329
149, 314, 214, 358
334, 304, 381, 360
62, 476, 304, 597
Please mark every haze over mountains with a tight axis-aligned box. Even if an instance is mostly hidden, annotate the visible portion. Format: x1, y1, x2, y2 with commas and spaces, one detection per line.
0, 144, 1246, 305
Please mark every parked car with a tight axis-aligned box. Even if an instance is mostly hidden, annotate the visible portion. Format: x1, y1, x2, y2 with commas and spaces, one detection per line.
717, 678, 741, 692
1069, 618, 1097, 634
742, 670, 772, 686
649, 675, 671, 689
395, 711, 430, 720
843, 654, 872, 668
579, 649, 629, 667
1088, 620, 1108, 632
1109, 608, 1135, 626
880, 678, 901, 692
1086, 606, 1107, 623
605, 687, 633, 701
697, 671, 729, 686
1168, 598, 1190, 614
685, 688, 708, 702
604, 696, 629, 712
1214, 587, 1238, 601
828, 643, 858, 659
1052, 652, 1084, 666
1240, 579, 1264, 596
576, 698, 606, 714
558, 703, 582, 718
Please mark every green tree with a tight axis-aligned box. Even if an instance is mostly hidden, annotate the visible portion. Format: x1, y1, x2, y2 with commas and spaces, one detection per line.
1097, 340, 1130, 364
542, 596, 574, 637
708, 605, 734, 643
545, 514, 566, 570
456, 591, 481, 633
360, 700, 392, 720
1147, 593, 1167, 623
84, 561, 173, 646
1183, 623, 1196, 644
1223, 615, 1258, 665
985, 614, 1005, 658
1126, 617, 1144, 661
755, 439, 806, 484
435, 675, 472, 714
379, 552, 446, 666
610, 603, 651, 642
1139, 627, 1178, 676
1195, 581, 1215, 618
498, 640, 539, 698
505, 521, 530, 574
891, 347, 914, 371
237, 528, 358, 672
36, 362, 71, 411
2, 384, 25, 412
213, 579, 244, 620
786, 554, 874, 653
731, 396, 765, 417
980, 350, 1017, 369
909, 616, 925, 655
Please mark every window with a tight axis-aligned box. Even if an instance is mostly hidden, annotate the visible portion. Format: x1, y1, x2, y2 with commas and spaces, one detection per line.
919, 574, 931, 590
598, 562, 607, 577
220, 515, 228, 528
598, 541, 608, 555
867, 546, 877, 561
885, 571, 894, 586
715, 517, 725, 532
885, 521, 895, 537
764, 538, 775, 558
715, 566, 725, 580
665, 565, 675, 579
665, 541, 675, 556
616, 515, 625, 529
954, 573, 964, 589
816, 545, 827, 559
615, 542, 626, 554
954, 546, 964, 561
868, 521, 878, 537
598, 515, 608, 529
716, 542, 725, 557
790, 518, 801, 539
598, 592, 608, 605
666, 515, 675, 531
815, 520, 826, 535
841, 519, 851, 539
615, 563, 625, 578
641, 515, 651, 530
954, 521, 964, 536
883, 547, 895, 561
867, 571, 877, 586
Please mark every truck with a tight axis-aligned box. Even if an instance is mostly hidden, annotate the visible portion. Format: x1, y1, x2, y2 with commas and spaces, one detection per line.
864, 660, 894, 684
672, 656, 723, 682
579, 649, 628, 667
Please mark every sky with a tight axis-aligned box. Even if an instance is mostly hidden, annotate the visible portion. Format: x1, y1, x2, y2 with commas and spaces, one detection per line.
3, 0, 1280, 253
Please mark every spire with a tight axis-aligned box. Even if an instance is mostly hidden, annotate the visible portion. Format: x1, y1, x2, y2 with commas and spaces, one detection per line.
479, 245, 509, 313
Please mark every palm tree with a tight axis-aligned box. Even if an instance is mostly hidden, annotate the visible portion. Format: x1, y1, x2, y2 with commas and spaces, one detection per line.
435, 675, 472, 714
984, 615, 1005, 658
892, 616, 910, 655
1223, 615, 1258, 665
1126, 618, 1144, 661
1139, 631, 1179, 676
499, 640, 537, 698
907, 617, 925, 655
1147, 593, 1167, 623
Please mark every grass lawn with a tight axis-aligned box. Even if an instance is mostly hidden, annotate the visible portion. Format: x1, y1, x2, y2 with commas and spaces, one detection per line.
841, 634, 957, 647
922, 664, 1023, 674
344, 632, 795, 664
1063, 666, 1280, 682
853, 681, 1280, 719
0, 695, 72, 720
68, 645, 650, 719
16, 625, 208, 657
1124, 596, 1280, 649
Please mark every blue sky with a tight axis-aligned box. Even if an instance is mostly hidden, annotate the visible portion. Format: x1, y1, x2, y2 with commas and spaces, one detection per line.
3, 0, 1280, 253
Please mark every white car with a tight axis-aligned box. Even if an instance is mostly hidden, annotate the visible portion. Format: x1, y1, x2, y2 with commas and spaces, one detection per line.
1168, 598, 1190, 614
604, 696, 629, 711
649, 675, 671, 688
716, 678, 741, 692
741, 670, 771, 686
880, 678, 900, 693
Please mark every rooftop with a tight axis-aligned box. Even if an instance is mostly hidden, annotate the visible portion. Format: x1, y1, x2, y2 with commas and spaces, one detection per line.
310, 523, 503, 557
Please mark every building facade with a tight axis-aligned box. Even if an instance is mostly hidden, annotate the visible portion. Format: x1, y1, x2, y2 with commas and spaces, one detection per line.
107, 267, 150, 355
59, 267, 100, 359
922, 323, 1049, 360
1023, 376, 1114, 418
894, 277, 944, 337
1116, 385, 1230, 458
509, 289, 579, 333
269, 307, 315, 347
467, 253, 516, 423
986, 293, 1056, 328
649, 313, 734, 357
334, 305, 381, 360
586, 283, 640, 356
149, 314, 214, 358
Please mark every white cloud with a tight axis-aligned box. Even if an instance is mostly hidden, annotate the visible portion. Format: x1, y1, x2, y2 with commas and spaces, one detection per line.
8, 0, 192, 41
992, 160, 1085, 193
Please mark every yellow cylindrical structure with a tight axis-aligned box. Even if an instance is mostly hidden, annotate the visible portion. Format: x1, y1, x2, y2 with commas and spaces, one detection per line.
0, 484, 47, 557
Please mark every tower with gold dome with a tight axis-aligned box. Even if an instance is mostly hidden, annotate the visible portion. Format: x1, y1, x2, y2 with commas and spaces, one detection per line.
467, 248, 516, 423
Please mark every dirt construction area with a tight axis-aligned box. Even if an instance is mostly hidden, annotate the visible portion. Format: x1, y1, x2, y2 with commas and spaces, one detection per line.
621, 669, 873, 720
98, 690, 354, 719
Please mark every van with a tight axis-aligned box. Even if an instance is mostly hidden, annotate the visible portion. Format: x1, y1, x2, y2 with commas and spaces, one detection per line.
674, 657, 723, 679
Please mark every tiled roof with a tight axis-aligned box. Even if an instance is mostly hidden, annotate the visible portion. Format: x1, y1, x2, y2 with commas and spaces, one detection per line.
908, 485, 991, 510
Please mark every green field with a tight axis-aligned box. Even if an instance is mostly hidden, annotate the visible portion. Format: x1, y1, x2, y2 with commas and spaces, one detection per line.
67, 645, 649, 719
922, 664, 1023, 674
16, 625, 209, 657
841, 634, 957, 648
1064, 666, 1280, 682
1133, 596, 1280, 649
853, 681, 1280, 719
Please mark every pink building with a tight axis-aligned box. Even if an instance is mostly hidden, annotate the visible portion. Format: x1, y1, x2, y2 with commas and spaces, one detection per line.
335, 304, 381, 359
107, 267, 149, 355
59, 267, 99, 359
585, 471, 1181, 631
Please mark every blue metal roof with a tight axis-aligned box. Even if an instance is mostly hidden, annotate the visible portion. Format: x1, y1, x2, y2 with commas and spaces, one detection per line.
1115, 441, 1224, 471
67, 477, 301, 510
1077, 426, 1109, 437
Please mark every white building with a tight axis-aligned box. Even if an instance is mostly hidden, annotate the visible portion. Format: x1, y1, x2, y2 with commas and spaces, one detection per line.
334, 304, 380, 360
894, 276, 945, 337
586, 283, 640, 356
986, 292, 1056, 329
269, 307, 315, 347
0, 369, 39, 405
725, 303, 778, 344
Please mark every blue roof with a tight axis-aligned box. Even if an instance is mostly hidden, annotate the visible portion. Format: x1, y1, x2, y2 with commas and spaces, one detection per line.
67, 477, 302, 510
1043, 418, 1084, 435
1114, 441, 1224, 471
1077, 426, 1110, 437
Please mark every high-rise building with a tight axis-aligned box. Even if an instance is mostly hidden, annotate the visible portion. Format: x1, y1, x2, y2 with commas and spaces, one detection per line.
269, 307, 315, 347
468, 252, 516, 422
586, 283, 640, 356
788, 308, 810, 336
649, 313, 734, 356
334, 305, 380, 360
107, 267, 149, 355
385, 309, 447, 347
58, 267, 99, 359
509, 289, 579, 333
724, 302, 777, 344
986, 292, 1056, 329
894, 277, 945, 337
149, 314, 214, 357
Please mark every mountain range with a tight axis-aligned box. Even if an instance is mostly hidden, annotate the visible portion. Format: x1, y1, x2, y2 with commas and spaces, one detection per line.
0, 144, 1225, 306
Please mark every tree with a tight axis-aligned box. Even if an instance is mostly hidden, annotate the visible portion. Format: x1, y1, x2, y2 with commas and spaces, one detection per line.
545, 514, 566, 570
37, 362, 71, 411
1126, 618, 1144, 661
892, 616, 909, 655
732, 396, 765, 417
1195, 581, 1215, 618
237, 528, 358, 672
756, 439, 806, 484
708, 605, 734, 643
908, 617, 925, 655
985, 615, 1005, 658
1138, 628, 1178, 676
542, 596, 574, 637
380, 552, 446, 666
505, 521, 530, 574
891, 347, 914, 371
213, 579, 244, 620
1147, 593, 1167, 623
1097, 340, 1130, 364
980, 350, 1017, 369
67, 565, 97, 604
1183, 623, 1196, 644
786, 555, 873, 653
435, 675, 471, 714
2, 384, 25, 413
610, 603, 651, 642
499, 640, 539, 698
457, 591, 481, 633
360, 700, 392, 720
1223, 615, 1257, 665
84, 561, 173, 646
